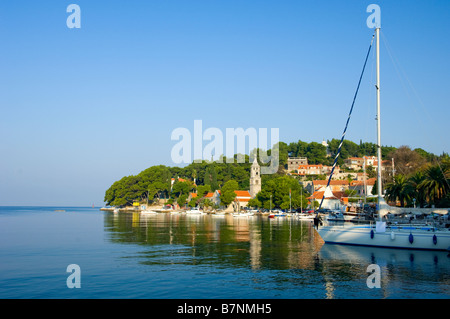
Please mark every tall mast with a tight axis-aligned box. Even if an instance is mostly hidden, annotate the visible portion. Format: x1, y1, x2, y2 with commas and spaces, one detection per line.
375, 27, 383, 206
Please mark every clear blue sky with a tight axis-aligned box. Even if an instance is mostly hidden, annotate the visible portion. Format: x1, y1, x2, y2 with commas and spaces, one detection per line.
1, 1, 449, 206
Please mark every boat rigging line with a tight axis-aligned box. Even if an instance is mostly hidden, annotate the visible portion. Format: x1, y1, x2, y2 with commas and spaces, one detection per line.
314, 32, 376, 224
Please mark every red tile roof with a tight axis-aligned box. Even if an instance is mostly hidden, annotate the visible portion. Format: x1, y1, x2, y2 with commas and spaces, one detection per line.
234, 190, 251, 197
298, 164, 323, 169
350, 178, 376, 186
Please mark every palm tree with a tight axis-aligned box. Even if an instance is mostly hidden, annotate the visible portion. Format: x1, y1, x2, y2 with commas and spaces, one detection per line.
201, 198, 213, 211
419, 165, 449, 207
407, 171, 426, 207
385, 174, 413, 207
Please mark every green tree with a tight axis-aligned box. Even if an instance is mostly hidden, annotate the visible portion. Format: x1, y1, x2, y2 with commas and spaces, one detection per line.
113, 197, 128, 207
372, 179, 378, 196
220, 180, 239, 206
327, 139, 359, 165
196, 184, 211, 198
414, 148, 436, 162
104, 165, 174, 206
188, 198, 197, 208
385, 174, 413, 207
305, 142, 327, 164
359, 141, 377, 157
147, 181, 168, 204
104, 175, 145, 206
407, 171, 426, 207
205, 164, 219, 191
248, 198, 262, 208
289, 140, 309, 157
256, 175, 307, 209
201, 198, 213, 211
419, 164, 449, 207
171, 181, 191, 197
366, 165, 376, 178
177, 193, 188, 208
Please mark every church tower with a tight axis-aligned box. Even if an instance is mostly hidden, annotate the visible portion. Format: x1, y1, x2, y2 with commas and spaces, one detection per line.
250, 157, 261, 198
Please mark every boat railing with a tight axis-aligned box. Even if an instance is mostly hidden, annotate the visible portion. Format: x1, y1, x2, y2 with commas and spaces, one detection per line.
322, 220, 449, 232
371, 219, 448, 232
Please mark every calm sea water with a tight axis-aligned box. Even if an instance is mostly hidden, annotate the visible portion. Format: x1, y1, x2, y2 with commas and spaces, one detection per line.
0, 206, 448, 299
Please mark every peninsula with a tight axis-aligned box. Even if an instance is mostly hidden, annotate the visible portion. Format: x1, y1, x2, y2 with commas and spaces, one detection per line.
104, 139, 449, 212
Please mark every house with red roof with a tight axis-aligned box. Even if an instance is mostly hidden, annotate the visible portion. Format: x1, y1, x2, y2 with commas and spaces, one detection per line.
309, 186, 345, 210
297, 164, 324, 176
189, 189, 252, 211
312, 180, 350, 193
349, 177, 376, 196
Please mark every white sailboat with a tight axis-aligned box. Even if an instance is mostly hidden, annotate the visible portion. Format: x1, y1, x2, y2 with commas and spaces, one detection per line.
297, 213, 315, 221
232, 211, 255, 217
315, 26, 450, 251
141, 209, 157, 214
186, 208, 205, 215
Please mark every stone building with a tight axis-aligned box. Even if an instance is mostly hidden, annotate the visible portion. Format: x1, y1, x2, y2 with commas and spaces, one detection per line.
249, 157, 261, 198
287, 157, 308, 172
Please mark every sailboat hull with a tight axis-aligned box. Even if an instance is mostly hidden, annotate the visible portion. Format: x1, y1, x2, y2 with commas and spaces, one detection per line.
317, 225, 450, 251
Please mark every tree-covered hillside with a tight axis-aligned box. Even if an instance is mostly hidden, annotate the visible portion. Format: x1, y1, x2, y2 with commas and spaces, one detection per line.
104, 139, 448, 208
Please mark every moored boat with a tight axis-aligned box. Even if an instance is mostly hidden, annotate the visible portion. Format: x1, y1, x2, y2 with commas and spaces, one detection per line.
232, 211, 255, 217
314, 18, 450, 251
297, 213, 315, 221
141, 209, 157, 214
317, 220, 450, 251
186, 208, 205, 215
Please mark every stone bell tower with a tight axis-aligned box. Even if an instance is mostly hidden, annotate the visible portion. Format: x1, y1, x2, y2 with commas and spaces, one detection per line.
249, 157, 261, 198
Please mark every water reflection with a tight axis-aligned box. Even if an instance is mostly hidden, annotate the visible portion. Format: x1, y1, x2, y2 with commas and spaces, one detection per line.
319, 244, 450, 298
104, 212, 323, 271
103, 212, 450, 298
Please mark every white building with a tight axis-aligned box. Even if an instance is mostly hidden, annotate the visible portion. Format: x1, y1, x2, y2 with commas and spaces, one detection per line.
309, 186, 344, 210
